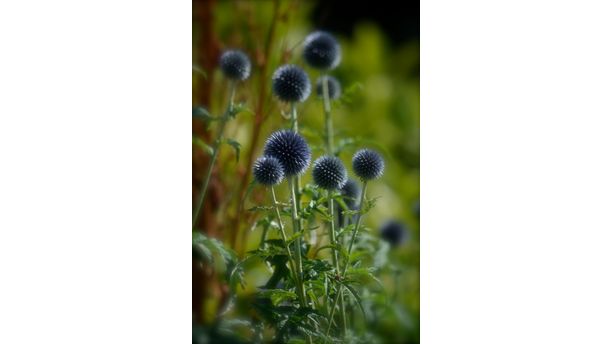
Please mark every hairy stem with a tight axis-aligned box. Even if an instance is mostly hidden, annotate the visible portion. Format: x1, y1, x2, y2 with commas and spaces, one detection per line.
325, 181, 368, 339
192, 81, 236, 228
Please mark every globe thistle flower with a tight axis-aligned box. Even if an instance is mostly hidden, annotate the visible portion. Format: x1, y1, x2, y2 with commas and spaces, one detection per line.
352, 149, 385, 181
219, 50, 251, 81
340, 179, 360, 208
379, 220, 409, 247
272, 65, 311, 103
263, 130, 311, 176
303, 31, 341, 70
312, 156, 348, 190
253, 156, 285, 186
316, 76, 342, 100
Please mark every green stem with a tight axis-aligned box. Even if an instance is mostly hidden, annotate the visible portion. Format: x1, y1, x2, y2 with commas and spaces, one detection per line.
290, 102, 298, 133
289, 177, 307, 306
192, 82, 236, 228
325, 181, 368, 340
321, 74, 334, 155
328, 190, 347, 335
271, 186, 304, 305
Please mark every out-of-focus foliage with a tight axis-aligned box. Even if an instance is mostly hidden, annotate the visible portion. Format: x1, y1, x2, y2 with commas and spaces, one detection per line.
193, 1, 418, 343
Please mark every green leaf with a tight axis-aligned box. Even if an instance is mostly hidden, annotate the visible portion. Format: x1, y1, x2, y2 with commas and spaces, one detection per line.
259, 289, 298, 306
192, 232, 237, 273
342, 283, 368, 321
229, 103, 253, 118
224, 138, 241, 162
192, 106, 217, 121
337, 82, 364, 106
192, 136, 213, 155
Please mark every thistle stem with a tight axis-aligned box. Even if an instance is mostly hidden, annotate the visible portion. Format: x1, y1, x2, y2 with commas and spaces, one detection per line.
192, 81, 236, 228
321, 74, 334, 155
290, 102, 298, 133
271, 186, 303, 305
325, 181, 368, 339
288, 103, 308, 297
328, 190, 347, 335
289, 176, 307, 306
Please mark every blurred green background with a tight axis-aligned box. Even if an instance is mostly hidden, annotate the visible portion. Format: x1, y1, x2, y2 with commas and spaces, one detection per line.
193, 0, 419, 342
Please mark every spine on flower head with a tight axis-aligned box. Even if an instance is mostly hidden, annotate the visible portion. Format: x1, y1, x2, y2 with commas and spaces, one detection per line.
272, 65, 311, 103
263, 130, 311, 176
253, 156, 285, 186
352, 149, 385, 181
312, 156, 348, 190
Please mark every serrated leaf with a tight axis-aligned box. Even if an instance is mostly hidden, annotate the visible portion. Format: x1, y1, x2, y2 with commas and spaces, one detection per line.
224, 138, 241, 162
192, 232, 237, 273
259, 289, 298, 306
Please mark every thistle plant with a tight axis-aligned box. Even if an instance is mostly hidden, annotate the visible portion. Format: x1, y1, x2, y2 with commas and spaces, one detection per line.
192, 49, 251, 228
252, 156, 308, 306
263, 130, 311, 306
304, 31, 341, 156
312, 155, 348, 333
194, 29, 404, 344
272, 64, 311, 133
325, 148, 385, 339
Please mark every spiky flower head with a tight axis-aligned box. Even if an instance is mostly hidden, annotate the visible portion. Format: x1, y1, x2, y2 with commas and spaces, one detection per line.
352, 149, 385, 181
316, 76, 342, 100
303, 31, 341, 70
340, 179, 361, 207
263, 130, 311, 176
380, 220, 408, 247
272, 65, 311, 103
219, 50, 251, 81
312, 156, 347, 190
253, 156, 285, 186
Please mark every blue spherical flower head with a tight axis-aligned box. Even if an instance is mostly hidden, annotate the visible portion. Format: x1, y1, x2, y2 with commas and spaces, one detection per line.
253, 156, 285, 186
272, 65, 311, 103
316, 76, 342, 100
380, 220, 408, 247
263, 130, 311, 176
352, 149, 384, 181
340, 178, 360, 207
219, 50, 251, 81
312, 156, 348, 190
303, 31, 341, 70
